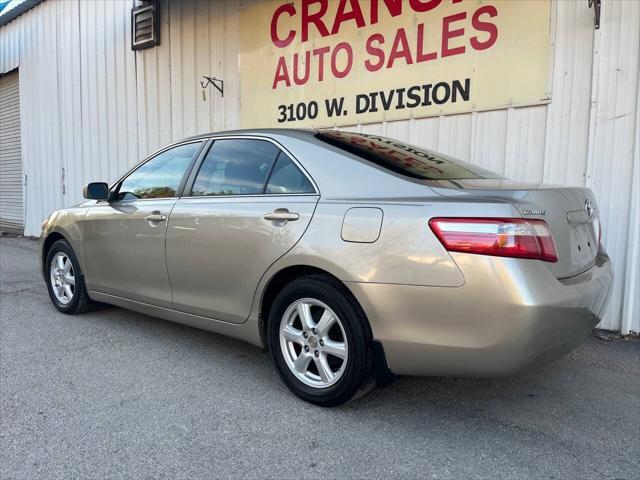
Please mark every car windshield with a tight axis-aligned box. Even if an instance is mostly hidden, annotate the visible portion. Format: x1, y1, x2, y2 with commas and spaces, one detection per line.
315, 131, 503, 180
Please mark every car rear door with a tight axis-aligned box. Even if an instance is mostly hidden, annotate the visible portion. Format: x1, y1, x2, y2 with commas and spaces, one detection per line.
82, 141, 203, 307
166, 137, 319, 323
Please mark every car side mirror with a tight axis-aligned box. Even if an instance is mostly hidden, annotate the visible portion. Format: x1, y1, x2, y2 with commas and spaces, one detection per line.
83, 182, 110, 201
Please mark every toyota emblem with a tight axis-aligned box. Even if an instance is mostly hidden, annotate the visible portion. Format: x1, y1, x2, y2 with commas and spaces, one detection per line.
585, 199, 594, 218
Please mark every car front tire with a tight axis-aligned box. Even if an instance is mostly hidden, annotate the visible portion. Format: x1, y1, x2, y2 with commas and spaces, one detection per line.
267, 274, 374, 407
45, 239, 96, 315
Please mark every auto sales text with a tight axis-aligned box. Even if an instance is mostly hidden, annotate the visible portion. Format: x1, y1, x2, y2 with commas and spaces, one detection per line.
270, 0, 498, 89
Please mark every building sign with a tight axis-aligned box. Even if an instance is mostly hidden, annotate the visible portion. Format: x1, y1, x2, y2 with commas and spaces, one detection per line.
239, 0, 552, 128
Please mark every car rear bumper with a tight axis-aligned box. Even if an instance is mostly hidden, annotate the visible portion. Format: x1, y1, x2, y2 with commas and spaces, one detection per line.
347, 250, 613, 377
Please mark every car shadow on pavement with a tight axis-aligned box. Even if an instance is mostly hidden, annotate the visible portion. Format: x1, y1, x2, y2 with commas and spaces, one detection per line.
79, 300, 638, 415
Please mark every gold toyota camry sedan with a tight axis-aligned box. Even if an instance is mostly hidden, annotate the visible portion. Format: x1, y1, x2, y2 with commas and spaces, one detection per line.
40, 129, 613, 406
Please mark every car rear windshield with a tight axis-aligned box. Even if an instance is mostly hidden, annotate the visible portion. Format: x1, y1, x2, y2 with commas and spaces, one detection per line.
315, 131, 503, 180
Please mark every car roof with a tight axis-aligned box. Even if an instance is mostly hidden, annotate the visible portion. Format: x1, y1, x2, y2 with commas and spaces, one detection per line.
178, 128, 321, 144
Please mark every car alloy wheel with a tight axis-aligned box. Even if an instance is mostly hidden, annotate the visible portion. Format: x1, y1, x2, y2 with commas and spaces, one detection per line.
279, 298, 348, 388
49, 251, 75, 305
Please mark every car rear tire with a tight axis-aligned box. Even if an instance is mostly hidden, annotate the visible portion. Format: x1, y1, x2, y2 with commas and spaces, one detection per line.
45, 239, 96, 315
267, 274, 374, 407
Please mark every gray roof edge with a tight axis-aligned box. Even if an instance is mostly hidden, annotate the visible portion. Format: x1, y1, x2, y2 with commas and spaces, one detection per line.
0, 0, 47, 27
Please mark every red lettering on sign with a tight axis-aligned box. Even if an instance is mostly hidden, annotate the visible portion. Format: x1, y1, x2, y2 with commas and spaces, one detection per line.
293, 51, 310, 85
471, 5, 498, 50
312, 46, 331, 81
268, 0, 502, 88
272, 57, 291, 89
270, 3, 296, 48
409, 0, 443, 13
370, 0, 403, 24
416, 23, 437, 62
442, 12, 466, 57
331, 42, 354, 78
365, 33, 385, 72
387, 27, 413, 68
331, 0, 366, 35
302, 0, 330, 42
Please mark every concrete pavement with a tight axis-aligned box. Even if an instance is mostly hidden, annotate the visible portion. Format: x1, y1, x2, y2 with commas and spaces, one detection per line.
1, 236, 638, 479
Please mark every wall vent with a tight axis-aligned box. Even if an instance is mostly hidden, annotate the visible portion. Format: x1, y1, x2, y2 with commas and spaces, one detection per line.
131, 1, 159, 51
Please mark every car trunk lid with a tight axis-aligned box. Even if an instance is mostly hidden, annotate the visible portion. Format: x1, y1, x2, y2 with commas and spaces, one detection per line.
428, 179, 600, 278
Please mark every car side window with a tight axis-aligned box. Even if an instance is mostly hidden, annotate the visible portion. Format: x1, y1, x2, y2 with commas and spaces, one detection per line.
265, 152, 315, 194
190, 139, 280, 196
116, 142, 201, 200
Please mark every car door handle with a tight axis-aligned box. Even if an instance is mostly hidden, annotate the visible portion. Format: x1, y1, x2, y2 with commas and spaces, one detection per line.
264, 209, 300, 222
145, 213, 167, 222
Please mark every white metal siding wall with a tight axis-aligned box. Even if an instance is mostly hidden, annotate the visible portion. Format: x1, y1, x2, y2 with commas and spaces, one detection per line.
0, 1, 64, 235
0, 0, 638, 333
0, 70, 23, 232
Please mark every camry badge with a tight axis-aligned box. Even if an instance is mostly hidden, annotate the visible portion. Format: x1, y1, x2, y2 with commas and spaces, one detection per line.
523, 209, 547, 216
585, 199, 594, 218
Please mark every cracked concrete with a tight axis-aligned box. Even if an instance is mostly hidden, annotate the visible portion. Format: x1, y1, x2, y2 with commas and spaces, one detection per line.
1, 236, 639, 479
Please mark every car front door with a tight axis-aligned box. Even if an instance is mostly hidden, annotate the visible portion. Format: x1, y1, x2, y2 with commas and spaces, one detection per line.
166, 137, 319, 323
82, 141, 203, 307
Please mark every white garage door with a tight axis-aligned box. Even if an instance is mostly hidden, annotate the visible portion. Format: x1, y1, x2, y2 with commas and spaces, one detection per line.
0, 70, 23, 233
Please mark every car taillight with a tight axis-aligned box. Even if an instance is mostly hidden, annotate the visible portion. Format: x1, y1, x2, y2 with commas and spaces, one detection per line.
429, 218, 558, 263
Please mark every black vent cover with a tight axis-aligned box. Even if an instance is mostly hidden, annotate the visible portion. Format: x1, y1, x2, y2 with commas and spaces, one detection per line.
131, 1, 159, 51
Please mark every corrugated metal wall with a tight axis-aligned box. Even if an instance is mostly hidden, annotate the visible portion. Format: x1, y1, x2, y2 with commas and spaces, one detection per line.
0, 0, 638, 333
